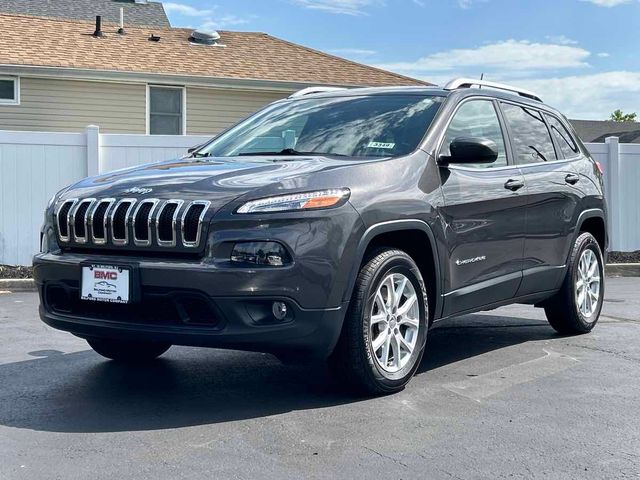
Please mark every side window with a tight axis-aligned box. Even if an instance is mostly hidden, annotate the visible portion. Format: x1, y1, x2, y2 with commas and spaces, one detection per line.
441, 100, 507, 168
546, 114, 579, 158
501, 103, 557, 164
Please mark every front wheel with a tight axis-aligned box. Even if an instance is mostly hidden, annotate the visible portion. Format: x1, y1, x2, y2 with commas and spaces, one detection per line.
329, 248, 429, 395
87, 338, 171, 362
544, 232, 604, 334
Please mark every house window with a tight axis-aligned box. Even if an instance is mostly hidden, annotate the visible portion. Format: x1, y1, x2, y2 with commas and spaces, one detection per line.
148, 86, 184, 135
0, 77, 19, 105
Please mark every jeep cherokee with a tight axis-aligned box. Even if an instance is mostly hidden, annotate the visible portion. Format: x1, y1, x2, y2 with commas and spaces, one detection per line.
34, 78, 607, 394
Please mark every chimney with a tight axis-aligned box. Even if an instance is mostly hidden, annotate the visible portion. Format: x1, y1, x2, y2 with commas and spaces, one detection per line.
117, 8, 125, 35
93, 15, 104, 37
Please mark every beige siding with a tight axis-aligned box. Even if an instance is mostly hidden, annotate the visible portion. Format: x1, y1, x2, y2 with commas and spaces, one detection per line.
0, 77, 146, 133
186, 87, 288, 136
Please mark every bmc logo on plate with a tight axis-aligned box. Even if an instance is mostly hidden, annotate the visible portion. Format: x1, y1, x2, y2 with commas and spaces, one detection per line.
95, 271, 118, 280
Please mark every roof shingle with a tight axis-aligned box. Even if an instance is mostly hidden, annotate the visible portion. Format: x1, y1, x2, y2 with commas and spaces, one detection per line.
0, 0, 169, 27
0, 14, 426, 88
570, 119, 640, 143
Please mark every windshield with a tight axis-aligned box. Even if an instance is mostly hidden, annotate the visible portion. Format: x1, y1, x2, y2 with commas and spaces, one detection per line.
194, 94, 443, 159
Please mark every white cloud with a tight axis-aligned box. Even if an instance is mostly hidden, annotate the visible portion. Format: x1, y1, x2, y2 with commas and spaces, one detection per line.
580, 0, 633, 6
288, 0, 379, 15
597, 52, 611, 57
457, 0, 488, 8
199, 15, 250, 30
375, 40, 591, 73
397, 71, 640, 119
517, 72, 640, 119
164, 3, 251, 30
329, 48, 377, 58
163, 2, 214, 16
545, 35, 578, 45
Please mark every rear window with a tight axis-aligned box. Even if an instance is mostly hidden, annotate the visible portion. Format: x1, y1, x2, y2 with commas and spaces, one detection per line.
195, 95, 444, 159
501, 103, 557, 164
546, 114, 579, 158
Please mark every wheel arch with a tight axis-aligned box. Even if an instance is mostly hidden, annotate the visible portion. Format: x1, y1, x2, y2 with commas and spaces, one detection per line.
342, 220, 444, 321
577, 209, 607, 255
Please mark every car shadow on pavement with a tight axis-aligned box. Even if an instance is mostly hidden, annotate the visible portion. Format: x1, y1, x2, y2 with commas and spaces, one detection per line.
0, 314, 558, 433
418, 313, 557, 374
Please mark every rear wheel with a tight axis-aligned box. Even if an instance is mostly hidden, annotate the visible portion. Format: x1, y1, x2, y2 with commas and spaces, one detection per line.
544, 232, 604, 334
87, 338, 171, 362
329, 248, 429, 395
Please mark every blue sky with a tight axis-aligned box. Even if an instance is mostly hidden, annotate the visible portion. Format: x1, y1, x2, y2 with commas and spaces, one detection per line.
163, 0, 640, 119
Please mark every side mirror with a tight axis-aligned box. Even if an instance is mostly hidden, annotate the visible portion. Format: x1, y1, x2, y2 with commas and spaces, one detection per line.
439, 136, 498, 165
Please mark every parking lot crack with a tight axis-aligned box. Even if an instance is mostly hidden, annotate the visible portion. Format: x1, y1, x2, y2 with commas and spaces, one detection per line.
362, 446, 408, 468
567, 343, 640, 365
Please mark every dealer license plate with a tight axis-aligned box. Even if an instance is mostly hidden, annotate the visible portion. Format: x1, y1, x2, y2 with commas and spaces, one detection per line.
81, 265, 130, 304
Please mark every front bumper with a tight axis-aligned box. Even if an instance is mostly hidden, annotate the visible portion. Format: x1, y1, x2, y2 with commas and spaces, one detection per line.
33, 252, 348, 359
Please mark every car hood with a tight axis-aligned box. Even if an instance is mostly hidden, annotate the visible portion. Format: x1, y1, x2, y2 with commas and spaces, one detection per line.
60, 155, 374, 207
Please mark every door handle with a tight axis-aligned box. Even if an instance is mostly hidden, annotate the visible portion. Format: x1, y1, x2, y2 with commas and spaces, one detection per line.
565, 173, 580, 185
504, 178, 525, 191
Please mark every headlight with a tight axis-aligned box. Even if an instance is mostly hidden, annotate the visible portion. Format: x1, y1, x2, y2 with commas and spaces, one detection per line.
236, 188, 350, 214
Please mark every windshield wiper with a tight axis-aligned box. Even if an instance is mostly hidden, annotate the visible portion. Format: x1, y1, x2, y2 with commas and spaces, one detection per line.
238, 148, 348, 157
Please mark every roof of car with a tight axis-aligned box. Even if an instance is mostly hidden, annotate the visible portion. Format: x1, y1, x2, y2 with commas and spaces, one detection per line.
288, 85, 557, 110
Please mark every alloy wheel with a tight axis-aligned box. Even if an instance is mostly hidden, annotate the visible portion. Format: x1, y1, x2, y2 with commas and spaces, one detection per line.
369, 273, 421, 373
575, 248, 601, 319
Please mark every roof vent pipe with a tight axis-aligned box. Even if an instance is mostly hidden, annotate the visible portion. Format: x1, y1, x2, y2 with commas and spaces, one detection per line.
189, 29, 220, 45
117, 8, 126, 35
93, 15, 104, 37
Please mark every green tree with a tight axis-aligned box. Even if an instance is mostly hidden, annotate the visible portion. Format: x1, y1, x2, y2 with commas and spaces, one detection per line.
609, 109, 637, 122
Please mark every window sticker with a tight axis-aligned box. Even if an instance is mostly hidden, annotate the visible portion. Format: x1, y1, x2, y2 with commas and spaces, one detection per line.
367, 142, 396, 149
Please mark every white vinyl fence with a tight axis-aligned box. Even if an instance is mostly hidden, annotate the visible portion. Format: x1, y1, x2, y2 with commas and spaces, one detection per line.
0, 126, 638, 265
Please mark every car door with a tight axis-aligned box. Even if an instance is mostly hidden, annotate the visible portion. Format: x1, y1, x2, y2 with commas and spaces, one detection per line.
498, 102, 582, 296
438, 99, 527, 316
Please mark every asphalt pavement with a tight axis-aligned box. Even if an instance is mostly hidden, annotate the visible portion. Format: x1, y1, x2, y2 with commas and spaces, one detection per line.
0, 278, 639, 479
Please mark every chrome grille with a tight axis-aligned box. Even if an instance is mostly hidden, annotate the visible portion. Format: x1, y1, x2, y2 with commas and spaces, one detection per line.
91, 198, 114, 244
55, 199, 77, 242
55, 197, 210, 249
156, 200, 183, 247
133, 199, 159, 246
71, 198, 96, 243
110, 199, 137, 245
182, 201, 210, 246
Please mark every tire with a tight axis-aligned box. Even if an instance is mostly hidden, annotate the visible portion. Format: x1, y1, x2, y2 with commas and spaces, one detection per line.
329, 248, 429, 395
544, 232, 604, 335
87, 338, 171, 362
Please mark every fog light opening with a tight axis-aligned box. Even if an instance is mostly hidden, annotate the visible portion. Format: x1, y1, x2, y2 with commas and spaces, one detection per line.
230, 241, 291, 266
272, 301, 288, 321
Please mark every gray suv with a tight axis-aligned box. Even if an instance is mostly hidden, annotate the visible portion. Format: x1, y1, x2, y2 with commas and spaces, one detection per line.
34, 78, 607, 395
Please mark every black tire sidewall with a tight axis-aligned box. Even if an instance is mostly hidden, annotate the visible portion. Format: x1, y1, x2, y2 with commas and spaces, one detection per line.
360, 253, 428, 388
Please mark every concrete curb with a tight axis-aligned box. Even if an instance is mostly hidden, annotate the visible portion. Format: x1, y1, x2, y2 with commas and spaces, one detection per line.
0, 278, 36, 292
606, 263, 640, 277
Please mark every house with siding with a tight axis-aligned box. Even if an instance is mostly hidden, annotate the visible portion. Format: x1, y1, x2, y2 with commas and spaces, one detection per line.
0, 13, 425, 137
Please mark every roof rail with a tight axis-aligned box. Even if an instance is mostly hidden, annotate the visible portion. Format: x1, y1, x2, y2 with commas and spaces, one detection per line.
443, 77, 542, 102
289, 86, 348, 98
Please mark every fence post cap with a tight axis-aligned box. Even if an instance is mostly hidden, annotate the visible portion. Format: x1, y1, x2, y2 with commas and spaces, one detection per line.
605, 136, 619, 144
